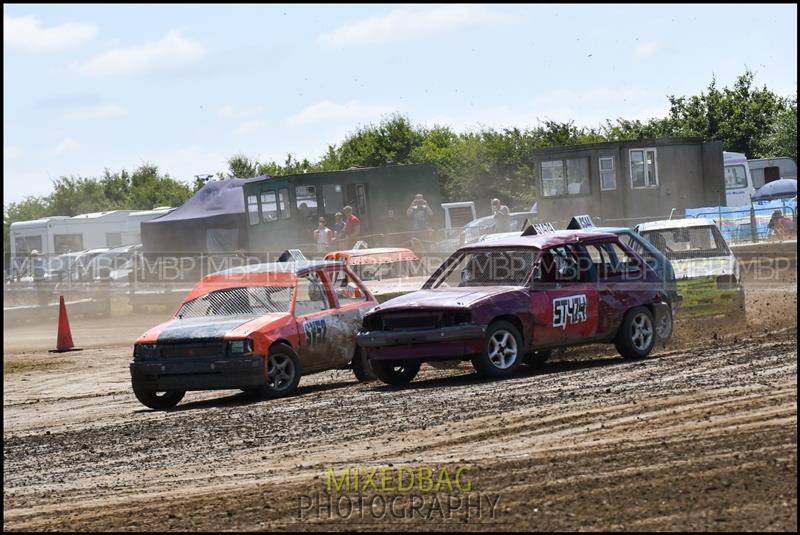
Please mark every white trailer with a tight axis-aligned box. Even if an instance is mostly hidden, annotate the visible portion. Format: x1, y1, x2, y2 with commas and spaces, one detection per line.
723, 151, 756, 207
9, 208, 172, 267
747, 157, 797, 188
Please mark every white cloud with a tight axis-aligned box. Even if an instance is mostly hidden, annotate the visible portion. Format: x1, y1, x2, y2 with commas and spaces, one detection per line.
63, 103, 128, 120
634, 41, 661, 59
80, 30, 205, 77
53, 138, 80, 156
320, 5, 503, 48
3, 14, 97, 51
234, 120, 266, 136
286, 100, 392, 127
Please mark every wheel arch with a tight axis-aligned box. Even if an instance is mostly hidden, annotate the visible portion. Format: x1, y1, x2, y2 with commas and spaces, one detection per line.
490, 314, 526, 345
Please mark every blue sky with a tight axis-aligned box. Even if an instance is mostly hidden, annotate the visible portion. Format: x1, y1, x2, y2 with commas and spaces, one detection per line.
3, 3, 797, 204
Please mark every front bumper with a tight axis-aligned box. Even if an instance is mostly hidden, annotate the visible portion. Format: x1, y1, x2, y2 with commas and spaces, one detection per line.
130, 355, 266, 391
357, 324, 486, 361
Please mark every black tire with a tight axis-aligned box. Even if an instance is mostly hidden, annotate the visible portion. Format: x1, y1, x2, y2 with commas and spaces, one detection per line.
371, 360, 421, 386
261, 343, 301, 398
351, 347, 376, 383
471, 320, 524, 378
132, 385, 185, 410
614, 307, 656, 360
655, 306, 673, 343
524, 350, 552, 367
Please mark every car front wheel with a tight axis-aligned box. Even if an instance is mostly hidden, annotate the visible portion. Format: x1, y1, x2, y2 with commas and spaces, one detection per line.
132, 386, 185, 410
471, 320, 523, 378
371, 360, 421, 386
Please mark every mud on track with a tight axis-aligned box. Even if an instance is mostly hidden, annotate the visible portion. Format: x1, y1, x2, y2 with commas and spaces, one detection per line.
3, 283, 797, 531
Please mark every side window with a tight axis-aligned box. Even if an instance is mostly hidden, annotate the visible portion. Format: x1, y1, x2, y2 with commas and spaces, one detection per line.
260, 190, 278, 222
330, 269, 368, 305
294, 272, 331, 316
247, 195, 260, 225
584, 244, 611, 280
602, 243, 640, 276
537, 246, 581, 283
278, 188, 291, 219
295, 185, 317, 218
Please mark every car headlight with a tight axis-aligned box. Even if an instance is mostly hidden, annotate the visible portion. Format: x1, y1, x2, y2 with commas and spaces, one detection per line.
133, 344, 158, 360
227, 339, 254, 355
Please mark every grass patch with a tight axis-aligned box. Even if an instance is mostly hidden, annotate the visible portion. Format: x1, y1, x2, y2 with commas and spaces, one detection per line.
3, 359, 69, 375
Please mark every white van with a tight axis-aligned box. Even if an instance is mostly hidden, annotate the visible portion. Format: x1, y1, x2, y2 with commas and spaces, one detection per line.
723, 152, 756, 207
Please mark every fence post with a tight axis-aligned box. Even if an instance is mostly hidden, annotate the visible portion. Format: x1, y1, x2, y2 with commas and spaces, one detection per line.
749, 205, 758, 243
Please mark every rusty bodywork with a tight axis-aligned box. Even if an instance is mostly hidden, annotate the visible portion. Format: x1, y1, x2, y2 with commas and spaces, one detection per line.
358, 230, 672, 380
324, 247, 427, 303
130, 261, 377, 407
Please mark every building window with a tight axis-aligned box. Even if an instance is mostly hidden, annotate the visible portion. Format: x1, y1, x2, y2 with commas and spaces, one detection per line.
54, 234, 83, 254
599, 157, 616, 191
724, 165, 748, 189
278, 188, 291, 219
630, 149, 658, 188
541, 157, 590, 197
295, 185, 317, 218
260, 190, 278, 222
541, 160, 565, 197
247, 194, 260, 226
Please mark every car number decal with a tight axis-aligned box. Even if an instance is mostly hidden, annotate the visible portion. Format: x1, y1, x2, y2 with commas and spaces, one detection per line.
304, 318, 327, 346
553, 294, 588, 330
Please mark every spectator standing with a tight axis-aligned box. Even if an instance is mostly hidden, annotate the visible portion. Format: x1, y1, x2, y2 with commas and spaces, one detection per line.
333, 212, 346, 241
491, 198, 511, 232
407, 194, 434, 231
342, 206, 361, 247
314, 217, 334, 252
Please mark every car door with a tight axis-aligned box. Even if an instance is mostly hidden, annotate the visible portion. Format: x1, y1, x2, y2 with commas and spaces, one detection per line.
530, 245, 599, 348
325, 267, 374, 367
294, 270, 338, 374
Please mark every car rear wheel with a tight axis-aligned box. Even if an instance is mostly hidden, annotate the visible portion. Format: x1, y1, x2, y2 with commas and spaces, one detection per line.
655, 306, 673, 342
472, 320, 523, 378
615, 307, 655, 359
132, 386, 185, 410
372, 360, 421, 386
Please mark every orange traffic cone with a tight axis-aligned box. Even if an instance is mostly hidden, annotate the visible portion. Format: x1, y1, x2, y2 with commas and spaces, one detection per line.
49, 296, 82, 353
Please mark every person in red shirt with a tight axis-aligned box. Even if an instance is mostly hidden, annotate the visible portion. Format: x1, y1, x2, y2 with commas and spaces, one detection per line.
342, 205, 361, 247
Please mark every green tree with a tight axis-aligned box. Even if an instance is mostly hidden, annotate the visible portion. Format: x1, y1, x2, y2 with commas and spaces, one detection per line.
762, 95, 797, 162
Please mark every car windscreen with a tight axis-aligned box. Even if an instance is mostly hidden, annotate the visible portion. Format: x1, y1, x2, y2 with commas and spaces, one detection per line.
428, 248, 537, 288
640, 226, 730, 261
177, 286, 293, 318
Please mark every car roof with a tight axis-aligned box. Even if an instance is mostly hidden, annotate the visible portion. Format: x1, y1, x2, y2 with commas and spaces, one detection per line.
636, 218, 717, 231
325, 247, 419, 264
209, 260, 344, 278
459, 229, 619, 250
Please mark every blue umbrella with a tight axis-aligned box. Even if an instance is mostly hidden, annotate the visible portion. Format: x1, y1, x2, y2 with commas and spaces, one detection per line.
751, 178, 797, 202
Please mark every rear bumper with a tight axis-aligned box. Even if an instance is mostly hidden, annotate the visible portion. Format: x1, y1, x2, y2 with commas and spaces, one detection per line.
130, 355, 266, 391
357, 324, 486, 361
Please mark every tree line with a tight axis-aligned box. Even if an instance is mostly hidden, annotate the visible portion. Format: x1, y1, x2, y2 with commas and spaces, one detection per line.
4, 70, 796, 252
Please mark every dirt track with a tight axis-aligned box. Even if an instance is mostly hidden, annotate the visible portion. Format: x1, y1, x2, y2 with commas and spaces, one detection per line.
3, 281, 797, 531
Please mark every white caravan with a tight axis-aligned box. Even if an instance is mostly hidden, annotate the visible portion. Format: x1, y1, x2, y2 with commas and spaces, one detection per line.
9, 208, 172, 269
723, 151, 755, 207
747, 157, 797, 188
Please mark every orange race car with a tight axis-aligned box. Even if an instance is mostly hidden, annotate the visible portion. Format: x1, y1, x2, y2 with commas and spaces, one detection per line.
130, 261, 377, 409
324, 247, 428, 303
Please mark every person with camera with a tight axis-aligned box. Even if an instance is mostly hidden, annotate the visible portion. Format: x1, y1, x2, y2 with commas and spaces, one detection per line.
407, 194, 433, 232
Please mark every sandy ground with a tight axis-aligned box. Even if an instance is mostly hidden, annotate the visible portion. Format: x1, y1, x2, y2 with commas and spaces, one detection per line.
2, 280, 797, 531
